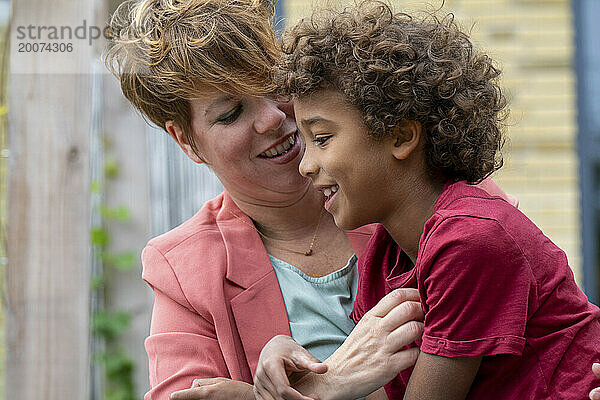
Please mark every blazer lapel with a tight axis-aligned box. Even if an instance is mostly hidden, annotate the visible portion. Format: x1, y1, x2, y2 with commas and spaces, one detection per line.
217, 193, 291, 377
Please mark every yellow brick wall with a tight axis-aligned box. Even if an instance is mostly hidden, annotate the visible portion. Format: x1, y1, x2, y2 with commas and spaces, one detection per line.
283, 0, 582, 284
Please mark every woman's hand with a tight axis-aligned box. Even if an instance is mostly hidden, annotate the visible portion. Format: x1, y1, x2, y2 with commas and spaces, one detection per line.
254, 288, 424, 400
254, 335, 328, 400
590, 363, 600, 400
170, 377, 254, 400
313, 288, 424, 400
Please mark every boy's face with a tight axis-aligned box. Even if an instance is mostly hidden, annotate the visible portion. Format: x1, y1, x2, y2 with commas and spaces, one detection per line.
295, 90, 396, 230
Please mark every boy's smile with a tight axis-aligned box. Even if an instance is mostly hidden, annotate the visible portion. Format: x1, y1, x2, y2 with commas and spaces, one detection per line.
295, 89, 397, 230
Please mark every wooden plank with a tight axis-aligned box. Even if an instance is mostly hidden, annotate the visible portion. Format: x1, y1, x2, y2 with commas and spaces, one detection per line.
6, 0, 101, 397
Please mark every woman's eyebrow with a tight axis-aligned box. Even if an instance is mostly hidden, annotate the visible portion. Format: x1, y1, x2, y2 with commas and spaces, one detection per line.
205, 95, 235, 116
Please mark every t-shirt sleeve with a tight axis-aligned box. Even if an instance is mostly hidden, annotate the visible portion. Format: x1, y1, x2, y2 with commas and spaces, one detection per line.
419, 216, 532, 358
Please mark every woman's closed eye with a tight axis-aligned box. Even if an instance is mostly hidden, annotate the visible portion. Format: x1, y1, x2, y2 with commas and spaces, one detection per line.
312, 135, 332, 146
216, 104, 243, 124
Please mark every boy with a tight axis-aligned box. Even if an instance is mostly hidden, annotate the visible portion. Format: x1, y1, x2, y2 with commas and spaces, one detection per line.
273, 2, 600, 399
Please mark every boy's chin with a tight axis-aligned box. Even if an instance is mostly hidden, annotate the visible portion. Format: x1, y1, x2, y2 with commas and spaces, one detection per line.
331, 213, 363, 231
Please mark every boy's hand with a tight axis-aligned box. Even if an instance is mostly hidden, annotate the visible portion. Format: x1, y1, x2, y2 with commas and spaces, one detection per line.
254, 288, 424, 400
254, 335, 327, 400
590, 363, 600, 400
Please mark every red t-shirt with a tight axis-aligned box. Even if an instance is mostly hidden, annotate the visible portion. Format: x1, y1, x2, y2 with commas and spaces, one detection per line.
351, 180, 600, 399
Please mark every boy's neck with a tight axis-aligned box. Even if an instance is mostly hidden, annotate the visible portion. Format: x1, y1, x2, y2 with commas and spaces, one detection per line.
383, 177, 444, 264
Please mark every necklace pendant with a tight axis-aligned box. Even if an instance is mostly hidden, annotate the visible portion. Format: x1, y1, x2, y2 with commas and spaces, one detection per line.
305, 249, 313, 256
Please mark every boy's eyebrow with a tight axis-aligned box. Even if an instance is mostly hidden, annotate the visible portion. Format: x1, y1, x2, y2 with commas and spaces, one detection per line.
302, 116, 334, 126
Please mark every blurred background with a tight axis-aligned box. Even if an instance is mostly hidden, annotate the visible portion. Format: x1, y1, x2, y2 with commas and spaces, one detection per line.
0, 0, 598, 398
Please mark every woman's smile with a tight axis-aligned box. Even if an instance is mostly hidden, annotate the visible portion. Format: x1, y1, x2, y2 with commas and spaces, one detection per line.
257, 131, 303, 165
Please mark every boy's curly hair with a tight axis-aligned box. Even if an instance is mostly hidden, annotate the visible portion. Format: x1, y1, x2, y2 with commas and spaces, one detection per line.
276, 1, 507, 183
105, 0, 280, 155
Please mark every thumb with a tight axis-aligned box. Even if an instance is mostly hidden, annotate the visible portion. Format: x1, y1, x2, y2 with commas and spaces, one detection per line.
289, 349, 328, 374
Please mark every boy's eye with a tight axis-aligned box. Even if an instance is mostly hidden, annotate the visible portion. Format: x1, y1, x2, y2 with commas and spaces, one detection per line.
313, 135, 332, 146
216, 104, 243, 124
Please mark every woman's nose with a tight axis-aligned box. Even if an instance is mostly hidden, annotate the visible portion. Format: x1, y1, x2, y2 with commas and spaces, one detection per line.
254, 97, 286, 134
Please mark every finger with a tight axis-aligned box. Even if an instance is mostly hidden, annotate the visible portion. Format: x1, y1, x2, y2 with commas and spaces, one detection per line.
264, 358, 292, 392
170, 387, 207, 400
302, 362, 328, 375
387, 321, 424, 352
254, 378, 280, 400
191, 378, 220, 388
389, 346, 421, 373
382, 300, 424, 331
590, 388, 600, 400
257, 361, 286, 400
254, 386, 276, 400
368, 288, 420, 318
261, 360, 317, 400
593, 362, 600, 378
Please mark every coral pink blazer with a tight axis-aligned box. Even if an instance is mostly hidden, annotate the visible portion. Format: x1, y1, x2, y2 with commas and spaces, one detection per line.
141, 192, 375, 400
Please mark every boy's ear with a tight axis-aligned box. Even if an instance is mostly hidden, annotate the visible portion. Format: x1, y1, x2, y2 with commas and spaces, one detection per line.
389, 120, 422, 160
165, 120, 205, 164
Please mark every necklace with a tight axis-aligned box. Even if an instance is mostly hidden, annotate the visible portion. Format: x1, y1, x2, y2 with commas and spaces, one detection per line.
223, 205, 325, 256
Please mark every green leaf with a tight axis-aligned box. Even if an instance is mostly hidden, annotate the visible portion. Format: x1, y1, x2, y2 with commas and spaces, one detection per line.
100, 205, 131, 222
105, 387, 136, 400
104, 156, 119, 179
103, 349, 137, 400
105, 388, 136, 400
91, 228, 110, 247
92, 311, 131, 342
90, 275, 105, 291
90, 180, 102, 194
105, 350, 135, 379
102, 251, 137, 271
92, 351, 108, 365
102, 135, 114, 151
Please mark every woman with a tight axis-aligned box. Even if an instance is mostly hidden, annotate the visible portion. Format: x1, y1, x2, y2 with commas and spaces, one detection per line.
106, 1, 600, 399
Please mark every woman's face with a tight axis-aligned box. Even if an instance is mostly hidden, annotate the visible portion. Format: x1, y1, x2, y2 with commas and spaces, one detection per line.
185, 92, 311, 205
295, 90, 396, 230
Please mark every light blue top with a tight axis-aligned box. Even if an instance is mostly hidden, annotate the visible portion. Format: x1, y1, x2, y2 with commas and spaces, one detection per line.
270, 254, 366, 400
269, 254, 359, 363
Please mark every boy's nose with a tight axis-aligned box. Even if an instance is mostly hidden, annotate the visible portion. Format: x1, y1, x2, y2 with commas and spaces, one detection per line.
299, 147, 318, 177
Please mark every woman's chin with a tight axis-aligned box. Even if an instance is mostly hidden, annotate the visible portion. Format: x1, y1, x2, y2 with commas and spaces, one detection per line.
264, 177, 314, 202
266, 169, 311, 192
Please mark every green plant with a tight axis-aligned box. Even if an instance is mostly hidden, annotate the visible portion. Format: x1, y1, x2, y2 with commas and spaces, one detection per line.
91, 139, 138, 400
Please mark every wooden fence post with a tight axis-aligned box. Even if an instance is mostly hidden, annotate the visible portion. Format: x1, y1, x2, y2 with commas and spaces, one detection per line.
6, 0, 102, 397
